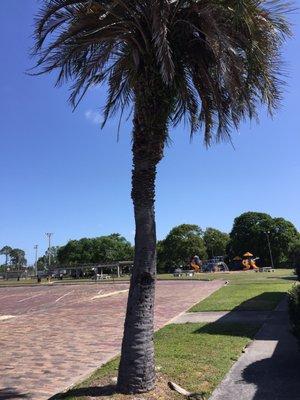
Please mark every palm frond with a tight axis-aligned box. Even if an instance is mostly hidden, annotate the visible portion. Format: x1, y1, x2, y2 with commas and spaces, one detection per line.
32, 0, 293, 145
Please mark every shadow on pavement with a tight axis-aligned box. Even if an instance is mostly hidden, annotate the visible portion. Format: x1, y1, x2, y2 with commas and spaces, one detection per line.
242, 310, 300, 400
49, 384, 116, 399
0, 388, 29, 399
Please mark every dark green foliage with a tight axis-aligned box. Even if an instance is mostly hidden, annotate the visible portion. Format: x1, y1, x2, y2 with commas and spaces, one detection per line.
37, 246, 60, 270
289, 239, 300, 280
288, 285, 300, 345
227, 212, 299, 267
203, 228, 229, 259
57, 234, 133, 266
157, 224, 207, 271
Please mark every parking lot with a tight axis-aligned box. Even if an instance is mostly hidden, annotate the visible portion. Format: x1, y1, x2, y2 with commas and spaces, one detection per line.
0, 280, 223, 399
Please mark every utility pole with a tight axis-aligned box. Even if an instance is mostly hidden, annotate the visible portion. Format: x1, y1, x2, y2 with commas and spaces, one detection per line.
45, 233, 54, 270
265, 231, 274, 269
255, 221, 275, 269
34, 245, 38, 277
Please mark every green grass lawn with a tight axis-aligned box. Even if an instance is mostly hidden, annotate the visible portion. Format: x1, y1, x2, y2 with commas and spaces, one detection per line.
159, 268, 295, 284
190, 270, 295, 312
190, 282, 293, 312
1, 268, 294, 286
155, 322, 259, 397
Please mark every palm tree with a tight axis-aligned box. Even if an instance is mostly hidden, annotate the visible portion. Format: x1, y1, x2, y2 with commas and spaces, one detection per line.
33, 0, 291, 394
0, 246, 12, 266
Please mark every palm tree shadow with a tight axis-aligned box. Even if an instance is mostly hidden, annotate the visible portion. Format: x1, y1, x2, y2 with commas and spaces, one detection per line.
0, 388, 29, 399
49, 384, 116, 399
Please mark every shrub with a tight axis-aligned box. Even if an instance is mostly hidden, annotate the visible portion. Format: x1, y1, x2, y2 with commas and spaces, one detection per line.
288, 284, 300, 346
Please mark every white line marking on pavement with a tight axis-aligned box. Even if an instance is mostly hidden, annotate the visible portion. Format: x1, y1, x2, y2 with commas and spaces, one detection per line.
92, 289, 129, 300
55, 291, 74, 303
18, 293, 43, 302
0, 315, 16, 321
0, 294, 20, 300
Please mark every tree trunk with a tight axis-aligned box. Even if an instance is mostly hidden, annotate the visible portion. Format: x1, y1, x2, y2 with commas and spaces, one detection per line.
117, 74, 170, 394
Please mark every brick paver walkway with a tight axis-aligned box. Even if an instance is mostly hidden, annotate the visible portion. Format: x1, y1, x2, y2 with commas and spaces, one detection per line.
0, 280, 223, 400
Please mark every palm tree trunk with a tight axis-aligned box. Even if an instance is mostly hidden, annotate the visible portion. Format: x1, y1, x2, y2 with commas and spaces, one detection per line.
117, 75, 170, 394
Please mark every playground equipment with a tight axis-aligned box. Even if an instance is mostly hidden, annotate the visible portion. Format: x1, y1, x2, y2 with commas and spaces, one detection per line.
242, 252, 259, 271
190, 255, 202, 272
202, 256, 229, 273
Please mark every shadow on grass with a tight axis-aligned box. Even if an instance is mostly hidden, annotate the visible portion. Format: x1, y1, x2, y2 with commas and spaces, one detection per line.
0, 388, 29, 399
193, 321, 260, 339
233, 291, 287, 311
266, 275, 297, 281
49, 384, 116, 399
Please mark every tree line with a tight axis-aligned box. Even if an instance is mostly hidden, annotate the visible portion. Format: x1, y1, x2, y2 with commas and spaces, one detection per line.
37, 234, 134, 270
31, 211, 300, 271
158, 212, 300, 271
1, 212, 298, 272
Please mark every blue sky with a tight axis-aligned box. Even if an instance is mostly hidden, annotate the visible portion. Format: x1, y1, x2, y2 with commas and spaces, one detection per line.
0, 1, 299, 264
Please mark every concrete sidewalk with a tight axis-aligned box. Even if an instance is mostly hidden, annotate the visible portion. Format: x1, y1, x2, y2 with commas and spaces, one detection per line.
209, 299, 300, 400
172, 310, 271, 324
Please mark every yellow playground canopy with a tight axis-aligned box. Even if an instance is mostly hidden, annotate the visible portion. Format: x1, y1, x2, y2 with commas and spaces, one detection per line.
243, 252, 254, 257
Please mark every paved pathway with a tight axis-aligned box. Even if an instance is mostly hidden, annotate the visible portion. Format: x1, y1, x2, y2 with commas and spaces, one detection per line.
0, 280, 223, 400
172, 310, 271, 324
209, 299, 300, 400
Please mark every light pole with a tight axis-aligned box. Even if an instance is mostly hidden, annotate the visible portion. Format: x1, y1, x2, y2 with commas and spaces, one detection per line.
34, 245, 38, 277
255, 222, 275, 269
45, 233, 53, 269
265, 231, 275, 269
211, 238, 215, 259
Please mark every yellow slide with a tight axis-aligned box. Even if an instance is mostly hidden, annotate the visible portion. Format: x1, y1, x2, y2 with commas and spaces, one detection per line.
250, 259, 259, 270
242, 259, 251, 270
242, 255, 259, 270
191, 262, 200, 272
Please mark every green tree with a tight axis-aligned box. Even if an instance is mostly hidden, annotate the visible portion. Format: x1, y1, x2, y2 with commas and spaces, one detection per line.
0, 246, 12, 266
289, 238, 300, 280
203, 228, 229, 259
156, 240, 167, 273
33, 1, 291, 393
158, 224, 207, 270
9, 249, 27, 268
57, 234, 133, 265
37, 246, 60, 270
228, 212, 299, 267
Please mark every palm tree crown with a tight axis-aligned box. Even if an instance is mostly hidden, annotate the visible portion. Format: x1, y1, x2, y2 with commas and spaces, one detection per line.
33, 0, 291, 143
